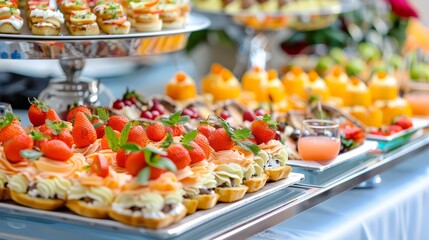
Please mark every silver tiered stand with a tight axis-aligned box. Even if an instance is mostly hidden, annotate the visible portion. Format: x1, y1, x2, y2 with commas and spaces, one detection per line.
0, 13, 210, 112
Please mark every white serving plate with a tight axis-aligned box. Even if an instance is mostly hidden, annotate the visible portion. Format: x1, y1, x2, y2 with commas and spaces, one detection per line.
366, 118, 429, 142
288, 141, 378, 171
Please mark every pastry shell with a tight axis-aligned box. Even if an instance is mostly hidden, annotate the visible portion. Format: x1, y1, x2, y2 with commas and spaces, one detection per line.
192, 193, 219, 210
66, 200, 110, 219
108, 206, 187, 229
0, 188, 11, 201
244, 174, 269, 193
182, 198, 198, 215
265, 165, 292, 182
215, 185, 248, 203
10, 191, 65, 210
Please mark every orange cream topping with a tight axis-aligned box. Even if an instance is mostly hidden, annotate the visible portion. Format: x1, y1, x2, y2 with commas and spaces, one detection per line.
0, 147, 30, 175
211, 148, 252, 168
259, 140, 283, 155
21, 153, 86, 181
78, 167, 131, 190
86, 149, 127, 173
73, 139, 101, 156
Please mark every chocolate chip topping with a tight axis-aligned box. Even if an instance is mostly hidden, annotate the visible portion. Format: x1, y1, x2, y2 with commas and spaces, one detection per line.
161, 204, 173, 213
199, 188, 215, 195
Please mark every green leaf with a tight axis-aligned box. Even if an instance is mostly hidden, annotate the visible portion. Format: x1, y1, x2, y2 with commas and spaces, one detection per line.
178, 115, 190, 125
153, 157, 176, 172
181, 130, 198, 144
30, 130, 48, 141
121, 143, 141, 152
160, 111, 189, 126
82, 165, 91, 171
93, 121, 104, 129
104, 126, 119, 151
160, 133, 173, 149
232, 128, 252, 141
235, 141, 261, 155
0, 112, 16, 129
220, 118, 234, 137
143, 146, 166, 156
308, 95, 320, 105
137, 167, 150, 184
341, 138, 356, 148
262, 114, 277, 130
20, 150, 43, 160
182, 143, 194, 150
96, 107, 109, 122
119, 122, 132, 146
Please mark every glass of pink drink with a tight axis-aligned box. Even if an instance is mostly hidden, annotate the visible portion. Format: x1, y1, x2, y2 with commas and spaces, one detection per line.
298, 119, 341, 162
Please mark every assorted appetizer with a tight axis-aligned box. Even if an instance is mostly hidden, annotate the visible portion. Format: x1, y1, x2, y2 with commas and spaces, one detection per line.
67, 10, 99, 35
0, 0, 24, 34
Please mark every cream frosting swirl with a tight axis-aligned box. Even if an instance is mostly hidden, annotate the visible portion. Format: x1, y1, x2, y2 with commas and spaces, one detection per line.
73, 139, 101, 157
20, 153, 86, 182
213, 163, 244, 188
68, 184, 114, 206
0, 147, 30, 176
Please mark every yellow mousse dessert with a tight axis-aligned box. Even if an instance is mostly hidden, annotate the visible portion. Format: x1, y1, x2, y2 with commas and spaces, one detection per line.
324, 66, 348, 100
210, 68, 241, 101
242, 66, 268, 102
165, 72, 197, 101
306, 70, 330, 101
282, 66, 309, 99
201, 63, 223, 94
369, 71, 399, 101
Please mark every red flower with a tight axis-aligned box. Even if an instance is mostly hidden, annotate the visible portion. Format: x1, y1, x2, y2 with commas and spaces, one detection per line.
387, 0, 418, 18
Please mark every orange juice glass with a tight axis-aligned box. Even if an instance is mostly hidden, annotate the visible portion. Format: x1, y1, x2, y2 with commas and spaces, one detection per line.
298, 119, 340, 162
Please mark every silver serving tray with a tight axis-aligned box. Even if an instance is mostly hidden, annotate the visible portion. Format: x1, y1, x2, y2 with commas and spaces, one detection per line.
0, 172, 304, 239
366, 118, 429, 142
0, 13, 210, 59
288, 141, 378, 171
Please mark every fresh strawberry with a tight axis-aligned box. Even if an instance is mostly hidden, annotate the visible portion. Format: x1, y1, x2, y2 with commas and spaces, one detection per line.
197, 124, 215, 138
92, 153, 109, 178
188, 142, 206, 164
125, 152, 148, 176
160, 111, 189, 137
46, 109, 61, 122
388, 125, 403, 134
250, 115, 277, 144
208, 128, 234, 151
101, 130, 121, 150
167, 125, 186, 136
115, 149, 128, 168
40, 140, 73, 161
342, 127, 365, 143
28, 98, 49, 127
0, 113, 25, 144
91, 108, 110, 139
4, 134, 33, 163
127, 125, 148, 147
67, 104, 91, 122
146, 122, 166, 141
392, 116, 413, 130
125, 151, 166, 179
30, 130, 49, 149
107, 115, 129, 132
194, 133, 211, 159
72, 111, 97, 148
40, 120, 74, 148
165, 144, 191, 169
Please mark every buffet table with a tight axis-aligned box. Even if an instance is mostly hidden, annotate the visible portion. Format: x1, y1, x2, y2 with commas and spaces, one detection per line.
2, 57, 428, 239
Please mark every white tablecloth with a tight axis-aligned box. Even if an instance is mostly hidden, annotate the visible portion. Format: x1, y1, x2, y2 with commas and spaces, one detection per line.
251, 148, 429, 240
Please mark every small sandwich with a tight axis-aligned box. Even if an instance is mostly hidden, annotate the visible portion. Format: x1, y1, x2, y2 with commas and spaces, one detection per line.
59, 0, 90, 22
212, 163, 248, 202
159, 0, 185, 29
256, 141, 291, 181
29, 8, 65, 36
110, 173, 187, 229
0, 1, 24, 34
66, 153, 131, 219
67, 10, 99, 35
108, 147, 186, 228
8, 141, 86, 210
129, 0, 162, 32
182, 161, 219, 213
93, 2, 130, 34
